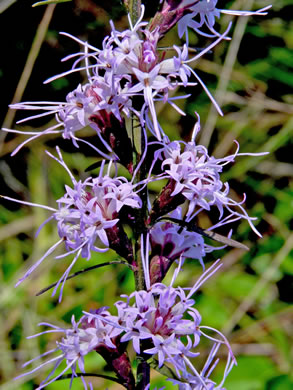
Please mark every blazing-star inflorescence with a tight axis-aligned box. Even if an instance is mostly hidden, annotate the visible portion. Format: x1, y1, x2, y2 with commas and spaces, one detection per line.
2, 1, 271, 389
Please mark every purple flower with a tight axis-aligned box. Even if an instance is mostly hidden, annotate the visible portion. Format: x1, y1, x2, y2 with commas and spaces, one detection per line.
55, 160, 141, 259
3, 5, 237, 149
171, 44, 191, 87
5, 3, 270, 388
88, 261, 235, 384
4, 79, 129, 160
18, 260, 235, 389
178, 0, 220, 39
115, 281, 201, 372
150, 207, 206, 266
16, 311, 114, 390
7, 150, 140, 300
178, 1, 271, 39
168, 339, 234, 389
153, 139, 262, 236
129, 65, 170, 140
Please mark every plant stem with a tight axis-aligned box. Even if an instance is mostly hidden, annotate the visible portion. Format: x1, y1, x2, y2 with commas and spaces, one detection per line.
131, 109, 148, 291
136, 357, 150, 390
132, 126, 151, 388
126, 4, 150, 385
130, 101, 150, 390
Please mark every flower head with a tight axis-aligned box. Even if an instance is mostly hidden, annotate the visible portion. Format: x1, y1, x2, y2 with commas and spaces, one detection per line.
16, 305, 133, 390
17, 312, 112, 390
151, 139, 262, 237
178, 1, 271, 39
9, 150, 140, 300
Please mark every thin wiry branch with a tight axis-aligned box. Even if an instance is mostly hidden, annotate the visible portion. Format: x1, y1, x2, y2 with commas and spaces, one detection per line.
36, 260, 132, 296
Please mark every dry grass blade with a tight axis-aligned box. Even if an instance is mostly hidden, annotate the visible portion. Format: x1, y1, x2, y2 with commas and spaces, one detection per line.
0, 216, 35, 242
199, 0, 254, 149
223, 233, 293, 335
0, 4, 56, 153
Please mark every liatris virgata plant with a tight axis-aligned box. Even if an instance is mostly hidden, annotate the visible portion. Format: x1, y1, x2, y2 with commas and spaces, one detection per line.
2, 1, 271, 389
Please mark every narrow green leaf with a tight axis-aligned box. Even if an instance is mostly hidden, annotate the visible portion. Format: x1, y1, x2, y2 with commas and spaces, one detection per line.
0, 0, 17, 14
149, 358, 178, 380
32, 0, 71, 7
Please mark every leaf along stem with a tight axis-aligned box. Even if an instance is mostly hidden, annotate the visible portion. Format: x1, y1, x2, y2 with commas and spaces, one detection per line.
56, 372, 125, 386
32, 0, 71, 7
36, 260, 130, 296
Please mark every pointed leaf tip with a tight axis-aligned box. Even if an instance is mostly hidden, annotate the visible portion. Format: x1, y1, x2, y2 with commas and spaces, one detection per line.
32, 0, 71, 8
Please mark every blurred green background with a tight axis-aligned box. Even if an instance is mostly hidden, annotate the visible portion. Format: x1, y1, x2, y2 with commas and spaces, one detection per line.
0, 0, 292, 389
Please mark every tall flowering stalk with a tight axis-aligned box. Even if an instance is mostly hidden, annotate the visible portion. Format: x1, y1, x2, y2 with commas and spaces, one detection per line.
2, 0, 271, 389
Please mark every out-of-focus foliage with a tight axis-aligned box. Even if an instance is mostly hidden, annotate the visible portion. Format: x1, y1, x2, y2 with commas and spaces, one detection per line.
0, 1, 292, 389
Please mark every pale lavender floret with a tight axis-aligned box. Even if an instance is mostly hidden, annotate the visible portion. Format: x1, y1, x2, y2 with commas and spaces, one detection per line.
117, 261, 234, 379
144, 333, 180, 368
12, 152, 141, 297
90, 72, 132, 120
178, 0, 272, 39
178, 0, 220, 39
103, 180, 142, 212
54, 169, 126, 258
150, 207, 206, 266
104, 29, 142, 75
3, 2, 271, 153
61, 84, 95, 133
117, 285, 202, 372
155, 139, 262, 236
3, 5, 232, 151
172, 44, 191, 87
50, 162, 142, 261
128, 65, 170, 140
37, 7, 230, 142
18, 261, 234, 388
16, 310, 117, 390
4, 83, 115, 159
55, 180, 119, 256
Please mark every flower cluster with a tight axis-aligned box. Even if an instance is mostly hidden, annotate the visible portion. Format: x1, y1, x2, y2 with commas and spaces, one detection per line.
150, 207, 206, 262
4, 2, 270, 154
11, 149, 140, 301
2, 0, 270, 389
150, 139, 262, 235
176, 0, 271, 40
18, 261, 234, 390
